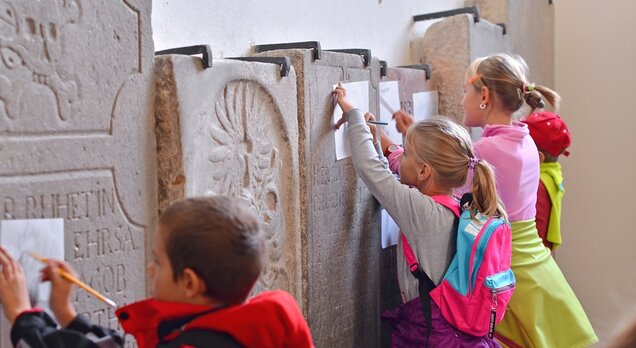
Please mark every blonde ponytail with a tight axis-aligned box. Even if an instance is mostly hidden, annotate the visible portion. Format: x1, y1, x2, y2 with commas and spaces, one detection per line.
406, 116, 508, 221
470, 159, 507, 221
524, 84, 560, 114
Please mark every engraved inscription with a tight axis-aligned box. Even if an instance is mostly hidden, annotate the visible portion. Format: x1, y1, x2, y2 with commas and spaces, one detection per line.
206, 81, 288, 293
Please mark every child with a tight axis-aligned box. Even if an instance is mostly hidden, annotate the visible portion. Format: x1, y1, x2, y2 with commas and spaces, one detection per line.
0, 196, 314, 348
333, 85, 505, 347
521, 111, 572, 251
460, 53, 597, 348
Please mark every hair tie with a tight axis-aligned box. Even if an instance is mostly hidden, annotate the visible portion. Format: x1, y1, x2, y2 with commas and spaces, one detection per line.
523, 83, 535, 94
468, 74, 483, 84
468, 157, 480, 169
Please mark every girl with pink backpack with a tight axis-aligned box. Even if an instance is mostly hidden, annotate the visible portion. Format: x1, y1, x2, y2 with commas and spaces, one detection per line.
332, 84, 510, 347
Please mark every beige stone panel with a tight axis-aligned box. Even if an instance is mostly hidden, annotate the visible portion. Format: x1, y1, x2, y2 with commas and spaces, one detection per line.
466, 0, 555, 88
257, 48, 382, 347
0, 0, 155, 347
411, 14, 509, 123
154, 56, 302, 306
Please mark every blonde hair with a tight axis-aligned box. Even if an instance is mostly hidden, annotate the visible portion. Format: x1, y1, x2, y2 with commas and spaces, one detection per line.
467, 53, 560, 114
405, 117, 507, 221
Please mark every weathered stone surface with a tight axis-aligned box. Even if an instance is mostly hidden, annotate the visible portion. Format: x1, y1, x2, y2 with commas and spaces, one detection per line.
257, 49, 382, 347
411, 14, 509, 123
154, 56, 302, 304
466, 0, 555, 87
0, 0, 155, 346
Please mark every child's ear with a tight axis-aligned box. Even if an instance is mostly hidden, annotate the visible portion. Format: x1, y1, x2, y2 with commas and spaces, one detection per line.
481, 86, 490, 103
538, 151, 546, 163
417, 162, 432, 183
181, 268, 207, 298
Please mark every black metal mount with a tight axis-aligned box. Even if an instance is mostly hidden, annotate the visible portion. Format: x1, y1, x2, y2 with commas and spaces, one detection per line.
413, 6, 480, 23
396, 64, 432, 80
226, 57, 291, 78
496, 23, 507, 35
253, 41, 321, 60
155, 45, 213, 68
325, 49, 372, 67
379, 60, 388, 77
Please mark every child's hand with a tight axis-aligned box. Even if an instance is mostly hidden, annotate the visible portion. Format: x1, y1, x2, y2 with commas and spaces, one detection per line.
41, 260, 78, 327
0, 247, 31, 324
393, 110, 414, 135
333, 84, 355, 129
364, 112, 378, 142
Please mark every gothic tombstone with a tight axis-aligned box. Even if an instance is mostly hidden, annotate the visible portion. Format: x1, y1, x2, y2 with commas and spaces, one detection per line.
465, 0, 555, 88
257, 48, 382, 347
411, 14, 510, 124
0, 0, 155, 347
153, 55, 302, 305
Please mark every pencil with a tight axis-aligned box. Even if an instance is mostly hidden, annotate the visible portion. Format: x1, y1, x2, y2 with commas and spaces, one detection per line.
29, 252, 117, 308
367, 120, 389, 125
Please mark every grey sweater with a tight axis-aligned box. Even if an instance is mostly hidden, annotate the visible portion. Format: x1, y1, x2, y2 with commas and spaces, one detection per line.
345, 109, 456, 302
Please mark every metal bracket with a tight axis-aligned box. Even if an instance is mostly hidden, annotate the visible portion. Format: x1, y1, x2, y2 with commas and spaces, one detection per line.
155, 45, 213, 68
396, 64, 432, 80
496, 23, 507, 35
253, 41, 321, 60
413, 6, 480, 23
325, 49, 372, 67
226, 57, 291, 78
379, 60, 388, 77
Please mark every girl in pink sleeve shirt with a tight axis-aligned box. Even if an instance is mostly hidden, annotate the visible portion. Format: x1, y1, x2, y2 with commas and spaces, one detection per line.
460, 54, 597, 348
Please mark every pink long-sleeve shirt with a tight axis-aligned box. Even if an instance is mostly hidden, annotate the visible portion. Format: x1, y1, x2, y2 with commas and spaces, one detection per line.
458, 122, 540, 222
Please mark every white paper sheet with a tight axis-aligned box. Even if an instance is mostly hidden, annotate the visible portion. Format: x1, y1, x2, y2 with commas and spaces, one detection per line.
381, 209, 400, 248
0, 219, 64, 312
333, 81, 370, 160
378, 81, 403, 145
412, 91, 439, 122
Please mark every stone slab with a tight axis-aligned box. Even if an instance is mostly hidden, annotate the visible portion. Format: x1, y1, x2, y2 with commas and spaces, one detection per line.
466, 0, 555, 88
257, 48, 382, 348
0, 0, 155, 347
411, 14, 510, 124
154, 55, 302, 305
382, 66, 436, 115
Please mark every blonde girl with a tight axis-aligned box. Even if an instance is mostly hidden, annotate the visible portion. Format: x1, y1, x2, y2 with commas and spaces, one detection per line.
460, 53, 597, 348
333, 84, 504, 347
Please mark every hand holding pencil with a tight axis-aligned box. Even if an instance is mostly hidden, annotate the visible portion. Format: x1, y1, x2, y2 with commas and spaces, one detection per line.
32, 253, 117, 327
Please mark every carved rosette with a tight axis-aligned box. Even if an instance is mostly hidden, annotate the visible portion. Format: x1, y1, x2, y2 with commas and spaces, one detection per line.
207, 80, 288, 294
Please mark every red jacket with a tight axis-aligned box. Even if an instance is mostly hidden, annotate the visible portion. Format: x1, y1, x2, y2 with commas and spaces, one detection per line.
116, 290, 314, 348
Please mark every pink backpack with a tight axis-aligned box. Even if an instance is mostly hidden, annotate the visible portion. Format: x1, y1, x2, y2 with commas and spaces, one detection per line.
402, 193, 515, 339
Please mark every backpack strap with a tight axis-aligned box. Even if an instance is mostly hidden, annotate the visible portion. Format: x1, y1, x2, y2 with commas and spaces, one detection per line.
399, 194, 462, 347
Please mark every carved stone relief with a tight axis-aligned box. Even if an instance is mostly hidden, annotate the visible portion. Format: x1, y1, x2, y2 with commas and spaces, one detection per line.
154, 56, 301, 305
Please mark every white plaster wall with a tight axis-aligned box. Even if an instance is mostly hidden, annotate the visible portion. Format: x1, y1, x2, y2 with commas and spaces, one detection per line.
152, 0, 463, 66
555, 0, 636, 344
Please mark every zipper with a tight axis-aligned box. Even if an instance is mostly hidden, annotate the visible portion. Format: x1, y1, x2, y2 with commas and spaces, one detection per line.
470, 218, 502, 288
488, 282, 515, 338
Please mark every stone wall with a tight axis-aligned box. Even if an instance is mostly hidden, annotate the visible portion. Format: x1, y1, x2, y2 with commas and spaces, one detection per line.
0, 0, 156, 346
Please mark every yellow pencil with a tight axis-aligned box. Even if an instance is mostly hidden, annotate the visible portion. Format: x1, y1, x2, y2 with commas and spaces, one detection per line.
29, 252, 117, 308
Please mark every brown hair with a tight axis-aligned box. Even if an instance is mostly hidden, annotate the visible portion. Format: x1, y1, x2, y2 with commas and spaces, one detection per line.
405, 117, 507, 220
468, 53, 560, 114
159, 196, 264, 304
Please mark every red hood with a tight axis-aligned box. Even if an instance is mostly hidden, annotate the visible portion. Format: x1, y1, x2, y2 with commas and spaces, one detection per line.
116, 290, 313, 348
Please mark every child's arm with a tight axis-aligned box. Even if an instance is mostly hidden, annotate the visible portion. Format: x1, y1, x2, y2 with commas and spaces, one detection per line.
0, 249, 124, 348
332, 86, 438, 236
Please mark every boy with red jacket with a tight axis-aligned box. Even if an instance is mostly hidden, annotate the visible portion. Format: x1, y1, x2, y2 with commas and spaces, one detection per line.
0, 196, 314, 348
